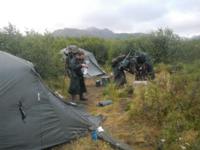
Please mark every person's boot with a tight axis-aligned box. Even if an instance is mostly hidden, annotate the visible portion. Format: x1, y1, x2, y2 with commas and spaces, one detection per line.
79, 94, 88, 101
71, 95, 77, 101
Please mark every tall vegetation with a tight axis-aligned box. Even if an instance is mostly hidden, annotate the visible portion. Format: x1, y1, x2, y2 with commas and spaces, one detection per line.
0, 24, 200, 78
128, 62, 200, 149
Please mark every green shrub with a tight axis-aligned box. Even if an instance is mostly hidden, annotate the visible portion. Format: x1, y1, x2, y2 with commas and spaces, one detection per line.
128, 63, 200, 149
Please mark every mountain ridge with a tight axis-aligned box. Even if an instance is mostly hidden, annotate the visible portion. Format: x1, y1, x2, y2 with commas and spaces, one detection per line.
52, 27, 147, 39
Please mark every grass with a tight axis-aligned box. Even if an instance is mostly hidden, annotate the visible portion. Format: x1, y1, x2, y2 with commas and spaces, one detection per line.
51, 136, 113, 150
128, 62, 200, 150
46, 62, 200, 150
44, 75, 70, 99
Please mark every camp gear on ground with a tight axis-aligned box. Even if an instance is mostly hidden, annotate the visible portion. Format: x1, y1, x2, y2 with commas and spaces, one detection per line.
97, 126, 104, 132
97, 100, 113, 107
101, 75, 110, 86
91, 130, 98, 141
133, 81, 148, 86
96, 79, 101, 87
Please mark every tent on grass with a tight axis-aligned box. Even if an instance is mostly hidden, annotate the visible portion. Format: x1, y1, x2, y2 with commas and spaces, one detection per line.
0, 51, 132, 150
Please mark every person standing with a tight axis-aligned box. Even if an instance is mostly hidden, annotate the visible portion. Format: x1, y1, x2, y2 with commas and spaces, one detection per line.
112, 54, 127, 86
135, 54, 155, 80
68, 50, 88, 101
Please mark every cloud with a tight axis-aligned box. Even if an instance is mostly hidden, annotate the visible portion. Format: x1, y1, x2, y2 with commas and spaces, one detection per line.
82, 0, 200, 36
119, 2, 167, 22
82, 1, 168, 32
169, 0, 200, 13
0, 0, 199, 36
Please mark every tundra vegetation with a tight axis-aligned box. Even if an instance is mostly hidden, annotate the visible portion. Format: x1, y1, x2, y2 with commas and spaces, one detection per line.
1, 24, 200, 150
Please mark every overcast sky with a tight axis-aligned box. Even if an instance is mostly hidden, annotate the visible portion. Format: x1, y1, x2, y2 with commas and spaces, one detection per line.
0, 0, 199, 37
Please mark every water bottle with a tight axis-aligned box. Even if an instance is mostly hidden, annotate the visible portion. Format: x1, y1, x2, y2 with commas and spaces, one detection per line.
91, 130, 98, 141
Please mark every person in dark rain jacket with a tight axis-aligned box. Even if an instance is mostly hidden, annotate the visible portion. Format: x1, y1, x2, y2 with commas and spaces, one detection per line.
111, 54, 127, 86
68, 51, 88, 101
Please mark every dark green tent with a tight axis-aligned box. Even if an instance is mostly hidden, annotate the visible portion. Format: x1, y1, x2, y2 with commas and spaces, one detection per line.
0, 51, 132, 150
0, 51, 101, 150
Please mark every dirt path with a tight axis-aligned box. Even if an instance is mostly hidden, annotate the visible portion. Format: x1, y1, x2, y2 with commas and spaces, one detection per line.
84, 79, 136, 149
53, 78, 155, 150
84, 79, 104, 109
84, 79, 155, 150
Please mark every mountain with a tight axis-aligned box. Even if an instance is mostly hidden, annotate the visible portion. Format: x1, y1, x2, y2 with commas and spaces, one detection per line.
52, 27, 147, 39
191, 35, 200, 40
